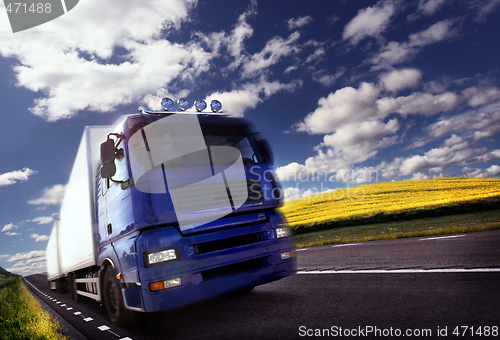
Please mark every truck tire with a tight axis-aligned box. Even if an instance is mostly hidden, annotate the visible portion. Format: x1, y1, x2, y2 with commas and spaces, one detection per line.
103, 266, 130, 327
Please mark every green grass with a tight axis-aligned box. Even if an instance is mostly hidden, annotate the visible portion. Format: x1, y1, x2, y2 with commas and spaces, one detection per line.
293, 209, 500, 248
0, 277, 69, 340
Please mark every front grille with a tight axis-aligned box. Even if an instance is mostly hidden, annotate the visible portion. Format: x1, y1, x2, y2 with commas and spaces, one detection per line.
201, 257, 266, 281
172, 177, 263, 213
193, 232, 264, 254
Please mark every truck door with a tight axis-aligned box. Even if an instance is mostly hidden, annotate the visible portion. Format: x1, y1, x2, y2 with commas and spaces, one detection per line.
105, 138, 134, 241
96, 171, 109, 246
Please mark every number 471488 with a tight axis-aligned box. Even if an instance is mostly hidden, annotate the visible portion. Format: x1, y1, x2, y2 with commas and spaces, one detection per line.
453, 326, 498, 337
5, 3, 52, 14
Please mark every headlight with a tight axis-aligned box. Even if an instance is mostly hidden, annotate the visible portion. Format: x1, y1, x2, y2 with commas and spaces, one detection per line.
276, 227, 292, 238
147, 248, 179, 266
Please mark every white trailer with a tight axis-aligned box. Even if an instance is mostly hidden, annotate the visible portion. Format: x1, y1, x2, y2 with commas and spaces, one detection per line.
46, 126, 111, 297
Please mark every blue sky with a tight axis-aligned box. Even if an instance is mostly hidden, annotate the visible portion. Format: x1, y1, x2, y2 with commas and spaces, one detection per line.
1, 0, 500, 276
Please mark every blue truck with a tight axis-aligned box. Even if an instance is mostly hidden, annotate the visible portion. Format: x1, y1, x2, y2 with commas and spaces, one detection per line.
46, 98, 296, 326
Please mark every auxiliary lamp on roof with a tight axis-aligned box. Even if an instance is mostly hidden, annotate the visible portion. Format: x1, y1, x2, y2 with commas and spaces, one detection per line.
158, 97, 222, 113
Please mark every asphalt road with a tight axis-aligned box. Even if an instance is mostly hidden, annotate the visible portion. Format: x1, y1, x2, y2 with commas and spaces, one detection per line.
24, 230, 500, 339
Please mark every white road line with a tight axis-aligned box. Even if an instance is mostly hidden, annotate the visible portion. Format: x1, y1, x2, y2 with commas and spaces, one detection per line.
295, 248, 308, 252
107, 329, 121, 337
74, 311, 82, 315
98, 325, 110, 331
298, 268, 500, 274
332, 243, 362, 248
421, 234, 466, 241
83, 317, 93, 322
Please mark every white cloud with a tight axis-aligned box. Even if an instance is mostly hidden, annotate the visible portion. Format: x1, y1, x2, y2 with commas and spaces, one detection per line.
0, 168, 36, 187
28, 184, 66, 206
30, 234, 50, 242
287, 81, 500, 183
377, 91, 463, 117
444, 134, 465, 147
472, 0, 500, 21
305, 48, 325, 64
205, 90, 260, 116
461, 165, 500, 177
418, 0, 446, 15
25, 216, 54, 225
411, 172, 431, 180
380, 69, 422, 92
462, 86, 500, 107
2, 223, 17, 232
296, 81, 463, 135
343, 0, 396, 45
6, 250, 46, 262
390, 143, 500, 178
297, 82, 382, 134
322, 119, 400, 148
287, 16, 313, 30
408, 20, 456, 47
241, 32, 301, 79
427, 102, 500, 142
370, 20, 456, 67
5, 232, 21, 236
0, 0, 212, 121
311, 67, 345, 87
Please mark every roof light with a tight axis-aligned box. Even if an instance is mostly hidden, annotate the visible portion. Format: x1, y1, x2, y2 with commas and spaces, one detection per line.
211, 100, 222, 113
161, 97, 174, 111
177, 98, 191, 111
194, 99, 207, 112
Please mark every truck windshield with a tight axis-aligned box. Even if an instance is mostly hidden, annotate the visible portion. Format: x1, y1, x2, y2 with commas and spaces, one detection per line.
127, 114, 264, 170
201, 124, 264, 165
127, 114, 261, 230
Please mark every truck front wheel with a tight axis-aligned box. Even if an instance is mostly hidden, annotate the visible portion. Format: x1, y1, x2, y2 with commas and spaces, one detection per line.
103, 267, 130, 327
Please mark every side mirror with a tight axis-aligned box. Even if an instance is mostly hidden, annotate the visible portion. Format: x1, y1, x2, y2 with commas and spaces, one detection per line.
101, 139, 116, 165
100, 139, 116, 179
101, 163, 116, 179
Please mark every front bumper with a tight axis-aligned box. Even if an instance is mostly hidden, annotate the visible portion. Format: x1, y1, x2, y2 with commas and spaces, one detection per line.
133, 210, 296, 312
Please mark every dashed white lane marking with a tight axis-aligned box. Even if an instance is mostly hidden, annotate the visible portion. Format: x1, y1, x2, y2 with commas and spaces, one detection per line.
298, 268, 500, 274
421, 234, 466, 241
295, 248, 308, 252
332, 243, 362, 248
24, 278, 134, 339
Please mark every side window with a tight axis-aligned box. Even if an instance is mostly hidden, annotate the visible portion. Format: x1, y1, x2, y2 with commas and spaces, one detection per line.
112, 139, 128, 183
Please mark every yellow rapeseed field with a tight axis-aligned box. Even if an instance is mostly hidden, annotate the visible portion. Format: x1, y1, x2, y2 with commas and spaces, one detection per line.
280, 177, 500, 228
